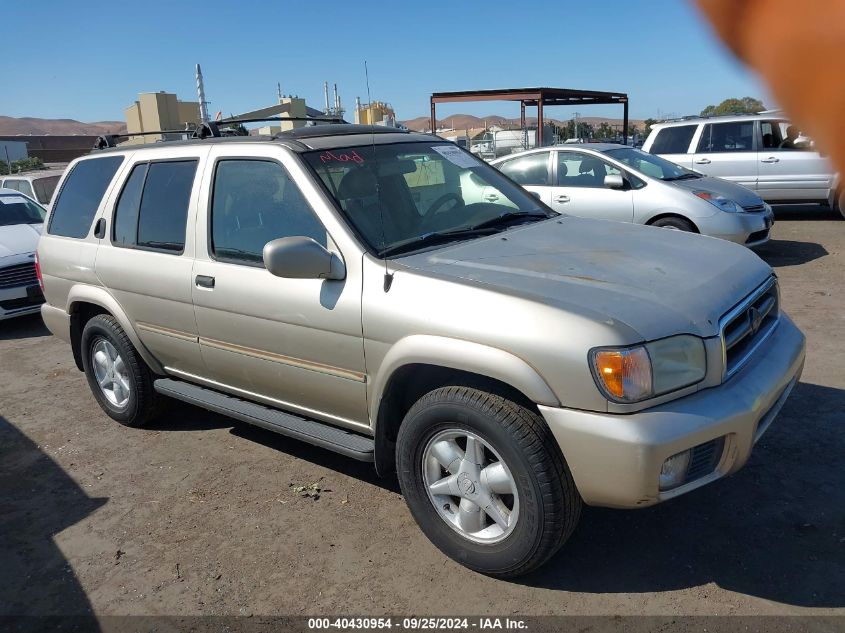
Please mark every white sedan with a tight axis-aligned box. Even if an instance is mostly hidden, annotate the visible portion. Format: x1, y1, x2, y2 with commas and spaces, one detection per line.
0, 188, 46, 320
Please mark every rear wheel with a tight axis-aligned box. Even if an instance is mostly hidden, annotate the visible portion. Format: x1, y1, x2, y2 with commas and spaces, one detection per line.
396, 386, 581, 577
651, 216, 696, 232
835, 189, 845, 219
81, 314, 162, 427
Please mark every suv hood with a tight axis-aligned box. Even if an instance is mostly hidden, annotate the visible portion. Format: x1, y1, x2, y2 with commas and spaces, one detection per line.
0, 223, 42, 258
671, 175, 763, 208
397, 217, 772, 340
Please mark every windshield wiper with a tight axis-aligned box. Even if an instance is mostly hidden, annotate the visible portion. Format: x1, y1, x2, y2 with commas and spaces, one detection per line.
663, 173, 701, 181
378, 226, 498, 258
466, 210, 551, 231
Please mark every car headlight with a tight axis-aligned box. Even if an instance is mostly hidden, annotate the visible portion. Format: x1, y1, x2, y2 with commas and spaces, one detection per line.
692, 190, 743, 213
590, 335, 707, 403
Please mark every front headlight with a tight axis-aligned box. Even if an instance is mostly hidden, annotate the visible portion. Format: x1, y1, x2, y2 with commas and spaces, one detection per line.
590, 335, 707, 403
692, 190, 742, 213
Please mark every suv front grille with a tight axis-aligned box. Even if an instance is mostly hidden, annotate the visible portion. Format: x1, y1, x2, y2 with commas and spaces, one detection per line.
741, 203, 766, 213
0, 262, 38, 289
720, 277, 780, 380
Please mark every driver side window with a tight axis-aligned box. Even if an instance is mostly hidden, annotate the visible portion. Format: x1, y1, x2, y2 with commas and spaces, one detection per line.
557, 152, 621, 188
211, 159, 328, 266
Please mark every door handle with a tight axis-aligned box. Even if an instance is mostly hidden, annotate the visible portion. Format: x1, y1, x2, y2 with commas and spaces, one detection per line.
761, 157, 780, 163
694, 158, 711, 165
554, 195, 570, 203
93, 218, 106, 239
195, 275, 215, 289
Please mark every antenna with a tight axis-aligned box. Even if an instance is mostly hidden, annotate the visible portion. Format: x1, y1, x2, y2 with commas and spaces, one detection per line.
364, 60, 392, 292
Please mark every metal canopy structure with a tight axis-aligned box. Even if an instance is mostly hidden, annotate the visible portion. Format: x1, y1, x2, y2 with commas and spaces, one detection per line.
430, 87, 629, 145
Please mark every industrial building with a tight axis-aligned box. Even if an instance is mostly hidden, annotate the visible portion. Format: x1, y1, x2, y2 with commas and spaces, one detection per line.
123, 92, 201, 144
354, 99, 396, 127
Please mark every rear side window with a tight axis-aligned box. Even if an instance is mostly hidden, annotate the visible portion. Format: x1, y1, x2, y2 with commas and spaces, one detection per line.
111, 160, 197, 253
697, 121, 755, 153
649, 125, 696, 154
498, 152, 550, 186
211, 159, 327, 265
48, 157, 123, 238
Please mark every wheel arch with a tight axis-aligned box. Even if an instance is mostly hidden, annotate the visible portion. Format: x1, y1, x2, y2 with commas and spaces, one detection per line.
66, 285, 164, 375
646, 212, 700, 232
370, 335, 560, 476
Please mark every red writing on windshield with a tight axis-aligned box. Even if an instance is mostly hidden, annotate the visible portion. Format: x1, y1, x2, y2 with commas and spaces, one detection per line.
319, 150, 365, 164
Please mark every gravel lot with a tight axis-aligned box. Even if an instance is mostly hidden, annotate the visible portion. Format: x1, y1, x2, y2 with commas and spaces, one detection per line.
1, 205, 843, 618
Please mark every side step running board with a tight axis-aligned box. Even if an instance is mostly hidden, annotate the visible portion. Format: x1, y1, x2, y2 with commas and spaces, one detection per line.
154, 378, 375, 462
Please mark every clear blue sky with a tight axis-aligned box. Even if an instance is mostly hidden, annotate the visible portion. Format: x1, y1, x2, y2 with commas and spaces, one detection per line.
2, 0, 769, 123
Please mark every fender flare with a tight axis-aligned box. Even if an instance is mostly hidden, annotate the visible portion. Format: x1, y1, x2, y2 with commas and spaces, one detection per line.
66, 284, 165, 375
368, 334, 560, 425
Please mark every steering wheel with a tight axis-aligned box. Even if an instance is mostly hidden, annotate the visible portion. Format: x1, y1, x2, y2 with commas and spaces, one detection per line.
425, 192, 464, 217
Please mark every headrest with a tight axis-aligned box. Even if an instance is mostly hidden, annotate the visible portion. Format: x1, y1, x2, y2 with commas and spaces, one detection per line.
558, 162, 568, 177
338, 168, 378, 199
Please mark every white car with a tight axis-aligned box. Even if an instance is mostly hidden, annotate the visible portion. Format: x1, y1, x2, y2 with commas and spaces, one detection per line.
491, 144, 774, 247
643, 114, 841, 217
0, 188, 46, 320
0, 168, 65, 205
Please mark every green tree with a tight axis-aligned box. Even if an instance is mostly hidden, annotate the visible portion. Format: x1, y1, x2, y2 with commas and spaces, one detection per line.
644, 118, 658, 133
700, 97, 765, 117
0, 156, 44, 176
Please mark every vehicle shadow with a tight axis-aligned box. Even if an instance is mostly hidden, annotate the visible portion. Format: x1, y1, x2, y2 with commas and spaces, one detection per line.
0, 416, 106, 625
771, 203, 840, 221
0, 313, 51, 341
755, 239, 828, 268
143, 401, 400, 493
518, 381, 845, 608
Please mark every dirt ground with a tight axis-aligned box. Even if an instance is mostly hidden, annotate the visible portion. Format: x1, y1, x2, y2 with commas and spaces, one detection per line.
1, 205, 843, 619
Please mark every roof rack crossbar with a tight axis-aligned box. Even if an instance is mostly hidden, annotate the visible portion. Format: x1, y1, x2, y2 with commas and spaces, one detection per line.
93, 129, 200, 149
214, 116, 345, 125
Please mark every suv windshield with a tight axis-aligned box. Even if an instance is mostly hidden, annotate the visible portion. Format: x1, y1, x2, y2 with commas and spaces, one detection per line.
304, 142, 553, 256
605, 147, 700, 181
0, 194, 46, 226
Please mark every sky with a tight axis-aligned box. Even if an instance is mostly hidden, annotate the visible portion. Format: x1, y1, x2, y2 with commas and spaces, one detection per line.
1, 0, 770, 124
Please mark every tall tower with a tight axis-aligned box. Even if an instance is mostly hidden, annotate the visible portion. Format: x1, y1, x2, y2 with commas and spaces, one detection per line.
196, 64, 210, 124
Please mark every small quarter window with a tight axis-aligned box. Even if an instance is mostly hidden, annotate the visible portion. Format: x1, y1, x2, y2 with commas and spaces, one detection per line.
48, 156, 123, 238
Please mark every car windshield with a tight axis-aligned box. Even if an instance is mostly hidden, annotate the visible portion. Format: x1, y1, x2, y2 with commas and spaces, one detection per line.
604, 147, 700, 181
304, 141, 554, 256
0, 194, 46, 226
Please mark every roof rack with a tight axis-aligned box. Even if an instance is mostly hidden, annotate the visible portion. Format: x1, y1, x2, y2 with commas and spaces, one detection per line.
93, 116, 347, 150
660, 112, 765, 123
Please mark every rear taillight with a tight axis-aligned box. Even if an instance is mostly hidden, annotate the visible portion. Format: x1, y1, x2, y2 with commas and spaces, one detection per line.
34, 252, 44, 291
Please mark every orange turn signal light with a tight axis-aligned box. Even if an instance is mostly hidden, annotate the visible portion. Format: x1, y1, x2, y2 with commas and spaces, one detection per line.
592, 347, 652, 402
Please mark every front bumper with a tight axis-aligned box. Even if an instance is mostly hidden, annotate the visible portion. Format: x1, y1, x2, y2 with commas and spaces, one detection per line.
0, 284, 44, 320
540, 314, 805, 508
698, 209, 774, 247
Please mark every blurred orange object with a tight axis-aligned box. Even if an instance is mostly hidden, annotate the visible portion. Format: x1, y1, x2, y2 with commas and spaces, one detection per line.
696, 0, 845, 175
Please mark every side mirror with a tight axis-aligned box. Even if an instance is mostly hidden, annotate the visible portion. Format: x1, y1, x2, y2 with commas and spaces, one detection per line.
263, 236, 346, 280
604, 174, 625, 189
530, 191, 542, 200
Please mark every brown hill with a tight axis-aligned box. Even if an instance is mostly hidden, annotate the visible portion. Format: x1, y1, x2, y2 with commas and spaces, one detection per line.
0, 116, 127, 136
401, 113, 645, 132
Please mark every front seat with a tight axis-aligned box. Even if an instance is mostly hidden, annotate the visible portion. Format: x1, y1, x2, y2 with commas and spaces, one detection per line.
337, 168, 398, 249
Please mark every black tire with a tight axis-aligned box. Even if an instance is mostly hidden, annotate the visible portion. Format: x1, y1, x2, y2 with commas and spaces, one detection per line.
835, 189, 845, 220
396, 386, 581, 577
650, 216, 696, 232
80, 314, 162, 427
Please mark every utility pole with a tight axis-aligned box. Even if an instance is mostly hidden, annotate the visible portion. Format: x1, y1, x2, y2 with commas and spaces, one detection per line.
574, 112, 579, 139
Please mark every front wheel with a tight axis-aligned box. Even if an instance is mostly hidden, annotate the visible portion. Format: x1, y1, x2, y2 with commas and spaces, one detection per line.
835, 189, 845, 220
80, 314, 162, 427
650, 216, 696, 232
396, 386, 581, 577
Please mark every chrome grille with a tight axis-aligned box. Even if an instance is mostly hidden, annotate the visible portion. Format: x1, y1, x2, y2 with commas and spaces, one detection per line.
720, 277, 780, 379
741, 203, 766, 213
0, 262, 38, 289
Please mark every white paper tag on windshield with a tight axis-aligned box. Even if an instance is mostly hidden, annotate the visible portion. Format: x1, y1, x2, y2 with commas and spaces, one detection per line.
0, 196, 28, 205
432, 144, 480, 169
